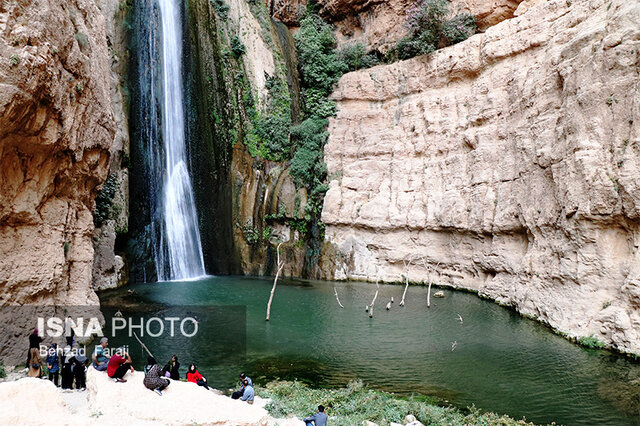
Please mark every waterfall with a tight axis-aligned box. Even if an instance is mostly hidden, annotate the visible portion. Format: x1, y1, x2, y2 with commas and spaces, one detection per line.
137, 0, 206, 281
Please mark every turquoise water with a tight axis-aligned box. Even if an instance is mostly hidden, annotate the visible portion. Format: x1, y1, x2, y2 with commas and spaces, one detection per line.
99, 276, 639, 425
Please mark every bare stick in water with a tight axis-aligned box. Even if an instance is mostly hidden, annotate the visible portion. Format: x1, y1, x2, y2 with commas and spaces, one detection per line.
266, 242, 285, 321
334, 286, 344, 308
399, 259, 411, 307
133, 331, 154, 358
369, 273, 380, 318
421, 259, 440, 308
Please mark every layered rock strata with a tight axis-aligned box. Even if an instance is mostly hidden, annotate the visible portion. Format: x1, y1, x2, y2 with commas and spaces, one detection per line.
322, 0, 640, 353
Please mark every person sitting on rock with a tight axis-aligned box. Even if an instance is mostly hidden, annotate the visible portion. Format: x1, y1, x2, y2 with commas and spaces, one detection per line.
239, 379, 254, 404
144, 356, 170, 396
231, 372, 253, 399
46, 343, 60, 386
161, 354, 180, 380
27, 347, 43, 378
107, 348, 134, 383
304, 405, 328, 426
186, 364, 209, 390
92, 337, 110, 371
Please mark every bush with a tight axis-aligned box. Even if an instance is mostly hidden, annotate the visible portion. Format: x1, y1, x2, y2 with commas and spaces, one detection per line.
0, 361, 6, 379
397, 0, 476, 60
290, 117, 329, 188
338, 42, 379, 71
94, 174, 118, 227
230, 35, 246, 58
260, 380, 532, 425
577, 335, 606, 349
441, 13, 476, 44
294, 15, 347, 100
210, 0, 230, 20
246, 73, 292, 161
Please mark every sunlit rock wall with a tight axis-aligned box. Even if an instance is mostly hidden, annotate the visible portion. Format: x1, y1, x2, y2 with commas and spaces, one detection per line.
322, 0, 640, 353
0, 0, 116, 304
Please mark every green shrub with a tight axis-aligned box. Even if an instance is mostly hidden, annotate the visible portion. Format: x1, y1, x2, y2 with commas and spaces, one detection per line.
577, 335, 606, 349
230, 35, 246, 58
294, 15, 347, 99
397, 0, 476, 60
9, 54, 19, 66
441, 13, 477, 44
338, 42, 379, 71
0, 361, 6, 378
290, 117, 329, 188
94, 174, 118, 227
246, 73, 292, 161
210, 0, 230, 20
260, 380, 532, 425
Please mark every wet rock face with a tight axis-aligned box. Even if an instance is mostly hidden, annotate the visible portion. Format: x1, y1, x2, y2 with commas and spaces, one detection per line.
322, 0, 640, 353
0, 0, 115, 304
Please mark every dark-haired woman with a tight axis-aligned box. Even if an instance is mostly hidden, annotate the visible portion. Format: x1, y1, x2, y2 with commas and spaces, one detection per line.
186, 364, 209, 390
161, 354, 180, 380
144, 356, 170, 395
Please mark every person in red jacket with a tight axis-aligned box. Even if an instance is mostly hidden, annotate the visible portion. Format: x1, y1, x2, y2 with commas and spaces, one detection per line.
186, 364, 209, 390
107, 348, 134, 382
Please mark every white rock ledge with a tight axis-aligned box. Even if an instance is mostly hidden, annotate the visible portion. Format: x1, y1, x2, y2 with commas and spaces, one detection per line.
0, 368, 292, 425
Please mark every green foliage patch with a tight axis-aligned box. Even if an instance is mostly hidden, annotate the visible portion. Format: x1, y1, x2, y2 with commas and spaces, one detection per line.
260, 380, 532, 426
392, 0, 476, 60
94, 174, 119, 227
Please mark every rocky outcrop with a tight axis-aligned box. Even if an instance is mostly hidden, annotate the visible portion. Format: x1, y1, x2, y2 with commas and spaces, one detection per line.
232, 143, 309, 276
91, 0, 130, 291
320, 0, 524, 52
0, 370, 272, 424
0, 0, 116, 304
322, 0, 640, 353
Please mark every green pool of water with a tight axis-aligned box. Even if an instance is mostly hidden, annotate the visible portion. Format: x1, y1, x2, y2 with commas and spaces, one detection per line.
99, 276, 639, 425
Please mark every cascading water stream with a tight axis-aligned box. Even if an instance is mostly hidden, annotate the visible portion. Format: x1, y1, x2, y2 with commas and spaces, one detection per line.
137, 0, 206, 281
157, 0, 206, 280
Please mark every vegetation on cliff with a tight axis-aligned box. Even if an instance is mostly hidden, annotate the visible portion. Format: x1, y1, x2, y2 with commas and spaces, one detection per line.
393, 0, 477, 60
260, 380, 532, 425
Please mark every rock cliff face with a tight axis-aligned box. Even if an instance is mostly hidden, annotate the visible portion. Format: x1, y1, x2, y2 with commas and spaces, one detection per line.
0, 0, 116, 304
322, 0, 640, 353
321, 0, 523, 52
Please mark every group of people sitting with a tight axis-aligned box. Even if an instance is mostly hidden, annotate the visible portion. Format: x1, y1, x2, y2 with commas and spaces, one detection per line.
26, 329, 87, 390
91, 337, 255, 402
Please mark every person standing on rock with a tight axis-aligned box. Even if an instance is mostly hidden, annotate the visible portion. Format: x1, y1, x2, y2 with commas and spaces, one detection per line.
46, 343, 60, 386
92, 337, 110, 371
25, 328, 42, 369
304, 405, 328, 426
186, 364, 209, 390
107, 348, 134, 382
239, 379, 254, 404
144, 356, 170, 395
27, 347, 43, 378
61, 346, 75, 389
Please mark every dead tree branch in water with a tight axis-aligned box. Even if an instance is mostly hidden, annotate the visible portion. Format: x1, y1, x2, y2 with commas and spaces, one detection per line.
334, 286, 344, 308
399, 259, 412, 306
368, 273, 380, 318
266, 242, 285, 321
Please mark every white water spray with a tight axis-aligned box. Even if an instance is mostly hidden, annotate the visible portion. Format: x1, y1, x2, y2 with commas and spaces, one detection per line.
157, 0, 205, 280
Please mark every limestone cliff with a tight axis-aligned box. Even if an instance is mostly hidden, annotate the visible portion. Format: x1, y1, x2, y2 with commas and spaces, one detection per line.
0, 0, 116, 304
322, 0, 640, 354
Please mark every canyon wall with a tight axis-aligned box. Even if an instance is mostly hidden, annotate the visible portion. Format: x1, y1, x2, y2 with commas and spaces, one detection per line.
322, 0, 640, 353
0, 0, 117, 304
